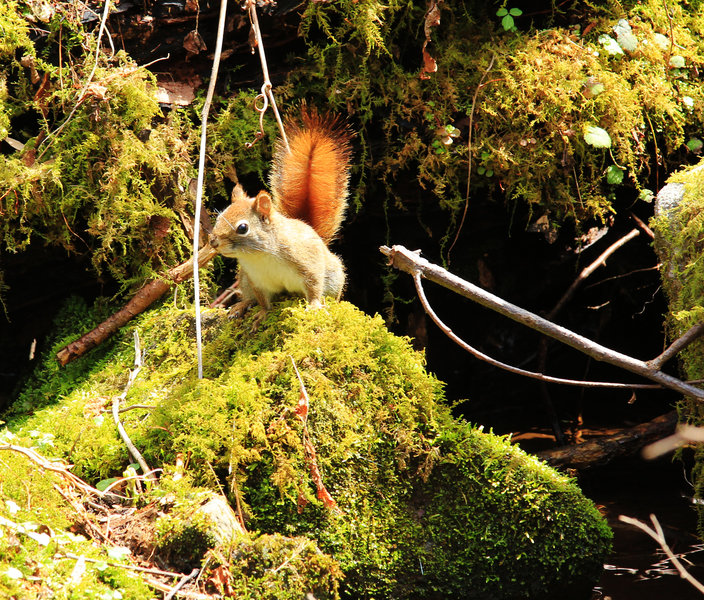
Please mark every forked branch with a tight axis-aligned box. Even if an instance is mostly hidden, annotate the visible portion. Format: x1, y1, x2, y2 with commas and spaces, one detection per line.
381, 245, 704, 400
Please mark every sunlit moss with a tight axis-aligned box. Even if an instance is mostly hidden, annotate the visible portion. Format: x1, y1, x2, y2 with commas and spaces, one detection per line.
6, 298, 612, 598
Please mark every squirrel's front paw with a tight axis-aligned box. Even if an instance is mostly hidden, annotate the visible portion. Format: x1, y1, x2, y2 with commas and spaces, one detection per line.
228, 300, 253, 319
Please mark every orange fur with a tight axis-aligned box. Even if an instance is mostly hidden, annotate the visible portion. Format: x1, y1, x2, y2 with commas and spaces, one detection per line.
270, 108, 352, 244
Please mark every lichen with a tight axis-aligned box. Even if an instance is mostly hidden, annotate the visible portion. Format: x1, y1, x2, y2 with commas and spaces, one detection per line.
5, 298, 612, 599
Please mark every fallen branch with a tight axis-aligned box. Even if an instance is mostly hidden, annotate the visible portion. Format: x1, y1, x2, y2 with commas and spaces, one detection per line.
57, 245, 217, 366
112, 330, 153, 481
536, 410, 677, 470
619, 513, 704, 595
538, 226, 643, 443
381, 245, 704, 400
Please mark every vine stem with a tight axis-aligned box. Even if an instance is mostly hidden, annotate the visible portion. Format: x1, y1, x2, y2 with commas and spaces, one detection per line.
193, 0, 229, 379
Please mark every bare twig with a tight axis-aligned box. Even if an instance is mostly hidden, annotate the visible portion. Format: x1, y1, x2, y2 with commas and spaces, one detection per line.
648, 322, 704, 370
448, 54, 496, 260
538, 226, 642, 443
112, 331, 154, 480
193, 0, 229, 379
619, 514, 704, 595
59, 553, 185, 578
412, 270, 659, 390
547, 228, 640, 320
39, 0, 113, 155
382, 244, 704, 400
166, 568, 200, 600
0, 444, 103, 497
56, 245, 217, 366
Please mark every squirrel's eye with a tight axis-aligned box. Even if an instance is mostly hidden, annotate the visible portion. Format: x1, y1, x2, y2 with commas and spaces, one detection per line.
236, 222, 249, 235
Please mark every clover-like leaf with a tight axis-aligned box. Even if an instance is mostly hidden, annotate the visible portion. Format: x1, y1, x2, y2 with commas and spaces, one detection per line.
605, 165, 624, 185
584, 125, 612, 148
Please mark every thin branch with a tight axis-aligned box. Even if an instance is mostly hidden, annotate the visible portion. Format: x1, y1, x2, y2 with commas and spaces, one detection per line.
0, 444, 103, 497
112, 331, 154, 480
642, 423, 704, 460
382, 244, 704, 400
56, 245, 217, 366
58, 553, 184, 579
166, 568, 200, 600
193, 0, 229, 380
619, 514, 704, 595
412, 270, 660, 390
448, 54, 496, 260
39, 0, 113, 155
547, 228, 640, 319
648, 322, 704, 370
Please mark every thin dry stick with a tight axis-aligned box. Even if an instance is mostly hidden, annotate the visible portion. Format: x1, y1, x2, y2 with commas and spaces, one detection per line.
193, 0, 229, 379
619, 514, 704, 595
538, 226, 641, 443
448, 54, 496, 259
412, 270, 658, 390
39, 0, 113, 155
166, 568, 200, 600
547, 228, 640, 319
0, 443, 104, 497
112, 331, 154, 480
382, 244, 704, 399
648, 322, 704, 370
59, 553, 185, 579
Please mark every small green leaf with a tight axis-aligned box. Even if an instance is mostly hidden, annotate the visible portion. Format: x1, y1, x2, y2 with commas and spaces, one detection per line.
485, 169, 494, 177
638, 189, 655, 203
96, 477, 119, 492
501, 15, 515, 30
686, 137, 703, 152
509, 8, 522, 16
584, 125, 612, 148
605, 165, 624, 185
496, 8, 508, 16
477, 166, 486, 175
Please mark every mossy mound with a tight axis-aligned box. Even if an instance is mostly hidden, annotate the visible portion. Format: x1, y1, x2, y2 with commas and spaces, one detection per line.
4, 299, 611, 598
651, 160, 704, 534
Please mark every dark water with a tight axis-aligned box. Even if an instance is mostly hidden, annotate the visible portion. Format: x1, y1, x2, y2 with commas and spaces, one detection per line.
584, 454, 704, 599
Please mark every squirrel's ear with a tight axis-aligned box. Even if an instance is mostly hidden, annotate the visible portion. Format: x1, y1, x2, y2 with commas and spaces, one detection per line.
231, 184, 247, 204
254, 191, 273, 220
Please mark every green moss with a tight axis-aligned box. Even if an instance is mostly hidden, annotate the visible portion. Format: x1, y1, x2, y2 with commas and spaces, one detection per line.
650, 160, 704, 534
6, 299, 611, 598
284, 0, 704, 239
0, 450, 154, 599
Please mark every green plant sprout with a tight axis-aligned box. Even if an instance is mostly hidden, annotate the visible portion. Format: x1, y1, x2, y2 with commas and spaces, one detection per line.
496, 6, 523, 32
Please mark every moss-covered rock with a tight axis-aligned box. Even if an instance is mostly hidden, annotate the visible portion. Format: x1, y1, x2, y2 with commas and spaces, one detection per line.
3, 299, 611, 599
651, 160, 704, 534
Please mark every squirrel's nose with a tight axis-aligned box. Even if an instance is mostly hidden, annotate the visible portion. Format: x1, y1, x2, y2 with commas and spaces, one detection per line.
209, 234, 219, 249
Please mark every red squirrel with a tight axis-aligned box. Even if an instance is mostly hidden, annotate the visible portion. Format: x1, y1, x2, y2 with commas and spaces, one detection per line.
209, 108, 352, 322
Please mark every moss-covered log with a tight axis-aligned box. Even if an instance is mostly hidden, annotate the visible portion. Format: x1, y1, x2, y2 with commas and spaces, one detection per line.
2, 299, 611, 599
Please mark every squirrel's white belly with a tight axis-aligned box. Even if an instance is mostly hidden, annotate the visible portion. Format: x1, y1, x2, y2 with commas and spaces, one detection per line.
238, 252, 307, 296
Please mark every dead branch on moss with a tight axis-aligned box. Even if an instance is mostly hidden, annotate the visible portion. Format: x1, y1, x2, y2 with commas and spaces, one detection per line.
619, 513, 704, 595
56, 245, 217, 366
0, 443, 105, 497
381, 244, 704, 400
112, 330, 154, 481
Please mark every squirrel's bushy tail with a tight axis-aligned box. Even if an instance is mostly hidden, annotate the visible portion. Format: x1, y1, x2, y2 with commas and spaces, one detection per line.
270, 107, 352, 244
